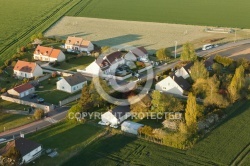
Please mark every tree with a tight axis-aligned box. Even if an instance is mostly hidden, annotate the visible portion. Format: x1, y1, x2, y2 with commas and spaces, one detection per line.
156, 48, 172, 61
101, 46, 110, 53
212, 62, 223, 74
67, 104, 83, 122
185, 93, 197, 128
228, 65, 245, 102
237, 58, 249, 71
78, 85, 92, 112
37, 32, 43, 39
30, 34, 37, 42
151, 90, 167, 113
33, 109, 44, 120
129, 94, 151, 118
180, 42, 197, 61
89, 77, 110, 107
2, 147, 21, 165
214, 55, 233, 67
190, 61, 209, 82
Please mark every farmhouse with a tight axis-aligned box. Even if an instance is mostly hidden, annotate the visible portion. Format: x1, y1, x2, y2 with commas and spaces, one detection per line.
57, 72, 87, 93
175, 62, 193, 79
83, 51, 125, 76
33, 45, 65, 62
65, 36, 94, 52
121, 121, 144, 135
155, 74, 191, 96
101, 106, 131, 125
7, 83, 35, 98
0, 137, 42, 164
14, 60, 43, 79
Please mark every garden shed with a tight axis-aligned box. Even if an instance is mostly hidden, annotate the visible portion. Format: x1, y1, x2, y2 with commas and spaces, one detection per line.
121, 121, 144, 135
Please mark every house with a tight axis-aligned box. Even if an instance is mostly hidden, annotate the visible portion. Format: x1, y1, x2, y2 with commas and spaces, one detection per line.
155, 74, 191, 96
7, 83, 35, 98
33, 45, 65, 62
57, 72, 87, 93
83, 51, 125, 76
0, 137, 42, 164
101, 106, 131, 125
121, 121, 144, 135
124, 47, 149, 62
175, 62, 193, 79
14, 60, 43, 79
65, 36, 94, 52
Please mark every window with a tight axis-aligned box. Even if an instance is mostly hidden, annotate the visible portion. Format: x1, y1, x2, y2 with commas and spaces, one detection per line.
163, 87, 166, 90
62, 86, 64, 89
73, 87, 76, 91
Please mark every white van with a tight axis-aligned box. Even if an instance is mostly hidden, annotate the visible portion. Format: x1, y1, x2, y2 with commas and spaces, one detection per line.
202, 44, 213, 50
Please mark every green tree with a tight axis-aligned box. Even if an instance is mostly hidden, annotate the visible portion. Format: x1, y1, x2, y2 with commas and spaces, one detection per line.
228, 65, 245, 102
190, 61, 209, 82
185, 93, 197, 128
214, 55, 233, 67
212, 62, 223, 74
30, 34, 37, 42
156, 48, 172, 61
180, 42, 197, 61
37, 32, 43, 39
78, 85, 92, 112
67, 104, 83, 122
151, 90, 167, 113
101, 46, 110, 53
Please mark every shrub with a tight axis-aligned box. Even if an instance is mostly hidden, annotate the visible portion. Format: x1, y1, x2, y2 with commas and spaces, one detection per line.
4, 59, 12, 67
51, 72, 57, 78
11, 61, 17, 67
1, 88, 7, 93
33, 109, 45, 120
20, 46, 26, 52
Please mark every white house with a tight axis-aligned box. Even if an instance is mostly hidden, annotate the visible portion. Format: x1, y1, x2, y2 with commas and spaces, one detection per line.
65, 36, 94, 52
130, 47, 148, 59
155, 74, 191, 96
175, 62, 193, 79
0, 137, 42, 164
82, 51, 125, 76
57, 72, 87, 93
33, 45, 65, 62
14, 60, 43, 79
121, 121, 144, 135
7, 83, 35, 98
101, 106, 131, 125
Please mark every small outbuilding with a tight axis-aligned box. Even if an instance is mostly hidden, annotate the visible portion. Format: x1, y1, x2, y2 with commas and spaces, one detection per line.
7, 83, 35, 98
101, 106, 131, 125
121, 121, 144, 135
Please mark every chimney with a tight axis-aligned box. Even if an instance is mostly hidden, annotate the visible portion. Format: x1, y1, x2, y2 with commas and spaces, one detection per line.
20, 132, 25, 138
173, 76, 175, 80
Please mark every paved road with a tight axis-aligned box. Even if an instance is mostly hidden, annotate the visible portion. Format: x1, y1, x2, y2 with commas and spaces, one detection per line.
0, 107, 69, 140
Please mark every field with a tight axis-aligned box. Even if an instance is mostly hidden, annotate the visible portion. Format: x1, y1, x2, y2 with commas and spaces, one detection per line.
66, 0, 250, 29
187, 100, 250, 165
0, 0, 83, 65
27, 122, 104, 166
62, 134, 216, 166
0, 112, 33, 133
45, 17, 250, 53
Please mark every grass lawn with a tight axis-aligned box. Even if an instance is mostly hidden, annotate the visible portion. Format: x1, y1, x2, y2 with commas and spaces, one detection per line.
62, 134, 216, 166
0, 67, 22, 90
57, 56, 95, 71
36, 77, 81, 105
27, 121, 104, 166
0, 99, 30, 111
67, 0, 250, 28
0, 112, 34, 133
187, 100, 250, 165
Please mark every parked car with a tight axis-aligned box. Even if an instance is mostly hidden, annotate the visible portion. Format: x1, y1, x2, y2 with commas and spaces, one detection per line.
110, 124, 118, 128
133, 72, 140, 78
37, 98, 45, 103
98, 121, 110, 126
29, 94, 37, 99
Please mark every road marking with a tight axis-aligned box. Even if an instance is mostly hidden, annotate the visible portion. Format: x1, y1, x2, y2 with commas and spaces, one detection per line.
44, 117, 58, 124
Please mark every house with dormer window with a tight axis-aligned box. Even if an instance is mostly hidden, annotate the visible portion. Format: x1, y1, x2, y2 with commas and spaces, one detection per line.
65, 36, 94, 52
33, 45, 65, 62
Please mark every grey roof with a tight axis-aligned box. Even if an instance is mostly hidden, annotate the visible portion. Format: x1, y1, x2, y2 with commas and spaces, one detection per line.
106, 51, 123, 64
170, 74, 191, 91
130, 47, 148, 57
64, 73, 87, 86
0, 137, 41, 157
111, 106, 130, 119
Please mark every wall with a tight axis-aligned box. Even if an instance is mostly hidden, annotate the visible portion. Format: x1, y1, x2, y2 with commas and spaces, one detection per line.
1, 95, 54, 112
59, 93, 81, 106
138, 65, 153, 73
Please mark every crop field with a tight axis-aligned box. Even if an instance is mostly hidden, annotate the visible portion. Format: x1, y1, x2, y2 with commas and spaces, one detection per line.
0, 0, 84, 65
66, 0, 250, 29
187, 100, 250, 165
45, 17, 250, 53
62, 134, 217, 166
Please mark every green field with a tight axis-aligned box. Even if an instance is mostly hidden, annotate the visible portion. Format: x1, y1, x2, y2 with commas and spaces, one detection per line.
0, 0, 83, 65
67, 0, 250, 28
0, 112, 33, 132
27, 122, 104, 166
62, 134, 216, 166
187, 100, 250, 165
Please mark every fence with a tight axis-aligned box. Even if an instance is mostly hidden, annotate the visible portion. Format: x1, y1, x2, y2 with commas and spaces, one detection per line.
1, 95, 54, 112
59, 93, 81, 106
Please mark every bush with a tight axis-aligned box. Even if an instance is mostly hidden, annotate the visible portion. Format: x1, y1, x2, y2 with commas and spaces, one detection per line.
20, 46, 26, 52
11, 61, 17, 67
1, 88, 7, 93
214, 55, 233, 67
136, 61, 145, 68
51, 72, 57, 78
33, 109, 45, 120
4, 59, 12, 67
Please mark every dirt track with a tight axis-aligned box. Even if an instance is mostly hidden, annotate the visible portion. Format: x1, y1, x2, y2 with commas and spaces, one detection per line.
45, 16, 250, 53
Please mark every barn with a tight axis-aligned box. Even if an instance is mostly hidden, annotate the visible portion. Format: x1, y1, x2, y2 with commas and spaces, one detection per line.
121, 121, 144, 135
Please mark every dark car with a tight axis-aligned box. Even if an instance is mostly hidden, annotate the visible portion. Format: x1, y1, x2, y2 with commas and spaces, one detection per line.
29, 94, 37, 99
37, 98, 45, 103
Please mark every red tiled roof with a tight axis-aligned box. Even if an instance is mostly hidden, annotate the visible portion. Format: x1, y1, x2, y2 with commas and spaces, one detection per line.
14, 60, 37, 73
13, 83, 34, 93
34, 45, 61, 58
66, 36, 91, 47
